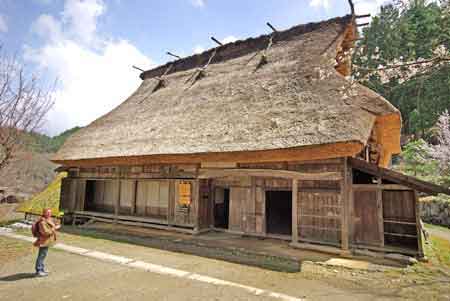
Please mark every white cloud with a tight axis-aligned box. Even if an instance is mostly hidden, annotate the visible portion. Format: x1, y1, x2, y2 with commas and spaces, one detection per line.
309, 0, 330, 9
309, 0, 388, 15
32, 14, 62, 42
190, 0, 205, 7
221, 35, 238, 44
26, 0, 153, 135
62, 0, 105, 44
0, 14, 8, 33
355, 0, 388, 17
193, 45, 205, 54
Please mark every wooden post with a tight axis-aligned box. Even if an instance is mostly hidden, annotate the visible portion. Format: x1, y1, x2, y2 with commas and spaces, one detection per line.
131, 180, 137, 215
414, 190, 424, 257
377, 176, 384, 247
194, 180, 200, 233
348, 163, 354, 246
168, 180, 175, 227
114, 179, 120, 223
292, 178, 298, 244
341, 158, 349, 251
347, 166, 355, 243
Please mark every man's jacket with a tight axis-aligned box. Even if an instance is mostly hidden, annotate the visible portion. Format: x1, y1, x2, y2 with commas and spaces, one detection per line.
33, 217, 57, 247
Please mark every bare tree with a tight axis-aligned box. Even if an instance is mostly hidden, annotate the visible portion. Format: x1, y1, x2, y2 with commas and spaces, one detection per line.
0, 47, 54, 170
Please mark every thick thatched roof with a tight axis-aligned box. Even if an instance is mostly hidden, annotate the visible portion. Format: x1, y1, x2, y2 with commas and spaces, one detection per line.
54, 15, 400, 163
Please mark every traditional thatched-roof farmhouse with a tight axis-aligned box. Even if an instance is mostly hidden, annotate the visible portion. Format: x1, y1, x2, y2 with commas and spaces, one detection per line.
53, 15, 450, 257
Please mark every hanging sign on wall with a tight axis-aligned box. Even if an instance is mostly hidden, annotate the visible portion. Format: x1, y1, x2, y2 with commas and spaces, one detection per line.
178, 182, 191, 206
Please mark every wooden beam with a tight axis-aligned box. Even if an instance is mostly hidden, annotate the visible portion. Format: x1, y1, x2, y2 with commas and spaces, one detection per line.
349, 158, 450, 196
211, 36, 223, 46
352, 184, 413, 191
292, 179, 298, 244
348, 0, 355, 15
290, 242, 344, 256
198, 168, 342, 181
383, 219, 416, 225
355, 14, 371, 19
266, 22, 278, 33
52, 142, 364, 167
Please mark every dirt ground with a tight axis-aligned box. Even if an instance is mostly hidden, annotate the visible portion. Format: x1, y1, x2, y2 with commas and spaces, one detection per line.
1, 222, 450, 300
0, 204, 23, 223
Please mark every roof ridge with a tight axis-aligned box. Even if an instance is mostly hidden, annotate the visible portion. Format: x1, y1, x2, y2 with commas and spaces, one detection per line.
140, 15, 353, 80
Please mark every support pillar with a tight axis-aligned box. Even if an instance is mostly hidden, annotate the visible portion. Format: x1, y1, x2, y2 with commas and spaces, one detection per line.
341, 158, 350, 251
292, 179, 298, 243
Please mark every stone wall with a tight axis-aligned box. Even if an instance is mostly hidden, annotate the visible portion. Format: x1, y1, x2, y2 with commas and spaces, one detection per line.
419, 198, 450, 226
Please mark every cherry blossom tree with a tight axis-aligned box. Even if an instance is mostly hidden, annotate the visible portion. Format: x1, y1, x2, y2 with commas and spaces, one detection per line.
430, 110, 450, 180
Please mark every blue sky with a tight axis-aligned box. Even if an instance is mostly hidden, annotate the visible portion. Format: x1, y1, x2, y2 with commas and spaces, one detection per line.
0, 0, 385, 135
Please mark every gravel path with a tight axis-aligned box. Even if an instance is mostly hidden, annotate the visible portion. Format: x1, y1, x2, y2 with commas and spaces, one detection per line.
426, 224, 450, 242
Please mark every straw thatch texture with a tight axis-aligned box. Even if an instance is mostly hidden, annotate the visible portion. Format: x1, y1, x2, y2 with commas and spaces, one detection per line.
54, 15, 399, 162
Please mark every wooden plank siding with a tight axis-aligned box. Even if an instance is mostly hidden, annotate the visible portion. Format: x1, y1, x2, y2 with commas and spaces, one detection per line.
382, 190, 418, 250
60, 178, 75, 212
197, 179, 211, 230
119, 180, 135, 215
298, 189, 342, 246
60, 158, 423, 256
353, 190, 381, 246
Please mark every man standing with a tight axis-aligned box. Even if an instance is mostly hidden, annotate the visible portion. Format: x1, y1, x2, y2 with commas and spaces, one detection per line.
33, 208, 60, 277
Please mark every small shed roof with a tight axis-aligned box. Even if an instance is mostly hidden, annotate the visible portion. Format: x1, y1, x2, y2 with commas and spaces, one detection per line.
54, 15, 399, 163
350, 158, 450, 196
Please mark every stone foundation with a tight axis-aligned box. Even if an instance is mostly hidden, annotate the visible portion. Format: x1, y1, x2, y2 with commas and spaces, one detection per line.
419, 197, 450, 227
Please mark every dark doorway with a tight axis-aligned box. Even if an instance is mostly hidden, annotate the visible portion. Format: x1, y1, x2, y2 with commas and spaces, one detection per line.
85, 180, 96, 211
214, 187, 230, 229
266, 190, 292, 235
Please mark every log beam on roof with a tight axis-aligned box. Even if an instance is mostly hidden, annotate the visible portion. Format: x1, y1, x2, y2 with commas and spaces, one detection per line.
198, 168, 342, 181
349, 158, 450, 196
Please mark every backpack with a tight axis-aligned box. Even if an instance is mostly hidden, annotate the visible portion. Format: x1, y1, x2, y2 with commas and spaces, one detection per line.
31, 220, 41, 238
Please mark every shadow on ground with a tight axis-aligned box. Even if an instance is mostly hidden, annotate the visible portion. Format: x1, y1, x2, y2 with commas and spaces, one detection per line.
0, 273, 36, 281
61, 226, 304, 272
60, 223, 404, 273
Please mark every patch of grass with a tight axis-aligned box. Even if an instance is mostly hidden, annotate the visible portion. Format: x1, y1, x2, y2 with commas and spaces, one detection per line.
0, 236, 32, 263
16, 172, 66, 217
425, 223, 450, 231
0, 219, 23, 227
430, 235, 450, 268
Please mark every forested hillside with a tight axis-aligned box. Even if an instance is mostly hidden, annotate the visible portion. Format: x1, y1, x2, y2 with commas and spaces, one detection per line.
353, 0, 449, 139
353, 0, 450, 189
22, 127, 82, 154
0, 127, 81, 199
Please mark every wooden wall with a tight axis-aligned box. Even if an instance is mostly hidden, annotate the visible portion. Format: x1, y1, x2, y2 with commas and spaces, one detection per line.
210, 159, 345, 238
351, 180, 420, 254
382, 190, 418, 250
136, 180, 169, 219
298, 183, 342, 246
62, 176, 199, 229
61, 158, 420, 255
